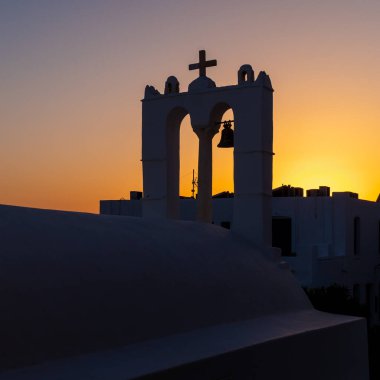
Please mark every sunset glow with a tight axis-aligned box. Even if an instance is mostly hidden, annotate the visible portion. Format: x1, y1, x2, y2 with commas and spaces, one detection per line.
1, 1, 380, 212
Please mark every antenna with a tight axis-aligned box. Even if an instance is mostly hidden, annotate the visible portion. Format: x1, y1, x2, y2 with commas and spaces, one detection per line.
191, 169, 198, 199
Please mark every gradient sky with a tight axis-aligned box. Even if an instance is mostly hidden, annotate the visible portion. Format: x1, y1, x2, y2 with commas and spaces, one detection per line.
1, 0, 380, 213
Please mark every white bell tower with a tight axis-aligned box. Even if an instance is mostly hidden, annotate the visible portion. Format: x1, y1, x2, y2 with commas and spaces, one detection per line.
141, 50, 273, 249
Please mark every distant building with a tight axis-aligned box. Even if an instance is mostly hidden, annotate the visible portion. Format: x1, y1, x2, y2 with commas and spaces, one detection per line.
272, 188, 380, 326
101, 186, 380, 325
273, 184, 304, 197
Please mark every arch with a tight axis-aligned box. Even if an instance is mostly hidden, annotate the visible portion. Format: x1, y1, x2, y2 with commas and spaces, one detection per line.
238, 64, 254, 85
179, 114, 198, 201
208, 102, 232, 127
166, 106, 191, 218
165, 76, 180, 94
209, 102, 235, 199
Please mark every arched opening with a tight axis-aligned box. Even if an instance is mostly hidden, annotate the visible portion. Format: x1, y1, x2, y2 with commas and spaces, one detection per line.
164, 76, 179, 95
209, 103, 234, 227
166, 107, 189, 219
238, 65, 254, 85
211, 105, 234, 197
179, 114, 198, 200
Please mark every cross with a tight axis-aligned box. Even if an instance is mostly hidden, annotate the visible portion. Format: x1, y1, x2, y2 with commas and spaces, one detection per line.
189, 50, 217, 77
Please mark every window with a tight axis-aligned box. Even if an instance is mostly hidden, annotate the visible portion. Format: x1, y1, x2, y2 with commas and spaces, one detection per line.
272, 217, 294, 256
354, 217, 360, 255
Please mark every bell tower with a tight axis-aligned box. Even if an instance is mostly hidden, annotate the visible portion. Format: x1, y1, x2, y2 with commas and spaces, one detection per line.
141, 51, 273, 249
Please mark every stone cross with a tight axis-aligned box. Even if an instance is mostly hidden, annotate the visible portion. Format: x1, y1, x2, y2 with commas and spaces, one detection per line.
189, 50, 217, 77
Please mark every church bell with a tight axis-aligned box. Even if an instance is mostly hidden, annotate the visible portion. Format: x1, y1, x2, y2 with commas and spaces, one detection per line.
217, 120, 234, 148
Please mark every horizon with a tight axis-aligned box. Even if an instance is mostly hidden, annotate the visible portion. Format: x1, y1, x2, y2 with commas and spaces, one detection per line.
1, 0, 380, 213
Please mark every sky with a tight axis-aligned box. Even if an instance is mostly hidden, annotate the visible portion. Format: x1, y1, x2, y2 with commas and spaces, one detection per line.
1, 0, 380, 213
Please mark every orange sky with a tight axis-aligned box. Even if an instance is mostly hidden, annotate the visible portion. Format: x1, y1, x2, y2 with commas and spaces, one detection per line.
1, 1, 380, 213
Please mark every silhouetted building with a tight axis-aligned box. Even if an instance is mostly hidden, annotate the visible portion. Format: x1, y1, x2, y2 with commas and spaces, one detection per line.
306, 186, 330, 197
273, 185, 303, 197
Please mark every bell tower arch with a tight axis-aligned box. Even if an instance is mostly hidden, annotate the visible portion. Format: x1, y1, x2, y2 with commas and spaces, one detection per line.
141, 52, 274, 249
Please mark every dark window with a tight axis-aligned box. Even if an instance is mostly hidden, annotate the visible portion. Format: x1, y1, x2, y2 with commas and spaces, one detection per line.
220, 221, 231, 230
353, 284, 360, 303
354, 217, 360, 255
272, 217, 294, 256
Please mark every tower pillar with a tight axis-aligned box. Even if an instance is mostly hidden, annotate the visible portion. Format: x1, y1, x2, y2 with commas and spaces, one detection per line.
194, 126, 217, 223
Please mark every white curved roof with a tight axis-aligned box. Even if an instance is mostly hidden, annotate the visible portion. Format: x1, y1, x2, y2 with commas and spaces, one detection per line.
0, 204, 311, 370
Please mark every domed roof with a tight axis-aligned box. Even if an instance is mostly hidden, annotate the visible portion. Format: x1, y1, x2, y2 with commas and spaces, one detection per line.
0, 204, 311, 370
188, 75, 216, 92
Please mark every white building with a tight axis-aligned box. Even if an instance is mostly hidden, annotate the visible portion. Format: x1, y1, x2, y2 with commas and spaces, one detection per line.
101, 186, 380, 325
0, 203, 368, 379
